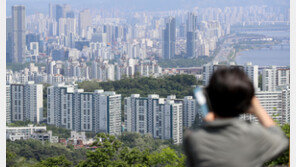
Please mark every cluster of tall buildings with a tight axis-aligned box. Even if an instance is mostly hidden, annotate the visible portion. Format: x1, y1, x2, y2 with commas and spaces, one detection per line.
6, 62, 290, 144
5, 3, 290, 144
6, 80, 201, 144
6, 4, 228, 66
6, 58, 162, 85
162, 13, 223, 59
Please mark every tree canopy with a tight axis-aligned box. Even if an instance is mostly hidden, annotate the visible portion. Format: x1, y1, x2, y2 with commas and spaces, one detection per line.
78, 74, 198, 99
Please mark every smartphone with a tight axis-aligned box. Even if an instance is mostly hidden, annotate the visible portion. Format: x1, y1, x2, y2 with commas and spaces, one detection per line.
193, 86, 209, 117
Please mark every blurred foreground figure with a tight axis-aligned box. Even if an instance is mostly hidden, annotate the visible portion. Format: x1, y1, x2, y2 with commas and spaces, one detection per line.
184, 67, 288, 167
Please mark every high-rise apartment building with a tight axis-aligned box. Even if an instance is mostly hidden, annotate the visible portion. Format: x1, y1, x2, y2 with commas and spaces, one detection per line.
244, 62, 259, 91
124, 94, 184, 144
9, 82, 43, 124
277, 68, 290, 88
12, 5, 26, 63
202, 62, 257, 88
6, 85, 11, 124
161, 99, 183, 144
262, 66, 277, 91
281, 86, 290, 124
47, 84, 121, 135
183, 96, 199, 128
162, 17, 176, 59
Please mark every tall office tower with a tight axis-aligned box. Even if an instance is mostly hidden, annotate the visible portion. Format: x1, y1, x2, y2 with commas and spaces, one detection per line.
6, 85, 11, 124
47, 84, 121, 135
10, 82, 43, 123
49, 3, 53, 18
55, 4, 65, 35
6, 18, 13, 63
161, 99, 183, 144
162, 17, 176, 59
55, 4, 64, 21
244, 62, 259, 91
79, 9, 91, 37
186, 12, 198, 58
281, 86, 290, 124
262, 66, 277, 91
187, 12, 198, 32
12, 5, 26, 63
186, 31, 197, 58
183, 96, 198, 128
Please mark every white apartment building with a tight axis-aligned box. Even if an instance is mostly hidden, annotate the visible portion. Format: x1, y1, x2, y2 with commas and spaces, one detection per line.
202, 61, 218, 86
281, 86, 290, 124
47, 84, 121, 135
9, 82, 43, 124
6, 85, 11, 124
124, 94, 183, 144
242, 91, 282, 124
277, 68, 290, 88
183, 96, 199, 128
244, 62, 259, 91
161, 99, 183, 144
202, 62, 256, 88
262, 66, 277, 91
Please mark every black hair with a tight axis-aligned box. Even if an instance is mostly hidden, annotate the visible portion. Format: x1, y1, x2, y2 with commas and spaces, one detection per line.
206, 66, 255, 117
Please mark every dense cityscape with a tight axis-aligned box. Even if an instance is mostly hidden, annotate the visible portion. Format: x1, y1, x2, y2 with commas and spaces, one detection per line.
6, 1, 290, 166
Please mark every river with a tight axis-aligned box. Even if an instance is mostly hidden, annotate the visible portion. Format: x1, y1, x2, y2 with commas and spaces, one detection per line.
235, 30, 290, 66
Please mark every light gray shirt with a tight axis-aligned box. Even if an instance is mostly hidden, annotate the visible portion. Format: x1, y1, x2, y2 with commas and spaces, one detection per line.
184, 118, 289, 167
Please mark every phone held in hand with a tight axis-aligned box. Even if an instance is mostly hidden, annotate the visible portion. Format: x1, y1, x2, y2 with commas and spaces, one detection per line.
193, 86, 209, 117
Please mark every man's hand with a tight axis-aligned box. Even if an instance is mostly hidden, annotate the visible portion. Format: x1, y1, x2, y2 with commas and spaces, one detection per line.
204, 112, 215, 122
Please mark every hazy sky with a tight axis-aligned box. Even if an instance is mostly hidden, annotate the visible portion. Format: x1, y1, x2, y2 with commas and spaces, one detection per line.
6, 0, 289, 16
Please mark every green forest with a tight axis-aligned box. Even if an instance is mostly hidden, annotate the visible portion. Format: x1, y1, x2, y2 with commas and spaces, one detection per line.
7, 132, 184, 167
7, 124, 290, 167
78, 74, 198, 99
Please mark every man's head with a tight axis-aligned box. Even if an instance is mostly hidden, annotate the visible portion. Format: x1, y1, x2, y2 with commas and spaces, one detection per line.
206, 66, 255, 117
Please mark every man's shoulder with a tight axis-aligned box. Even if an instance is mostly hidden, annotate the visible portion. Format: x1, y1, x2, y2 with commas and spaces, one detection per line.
185, 119, 267, 140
